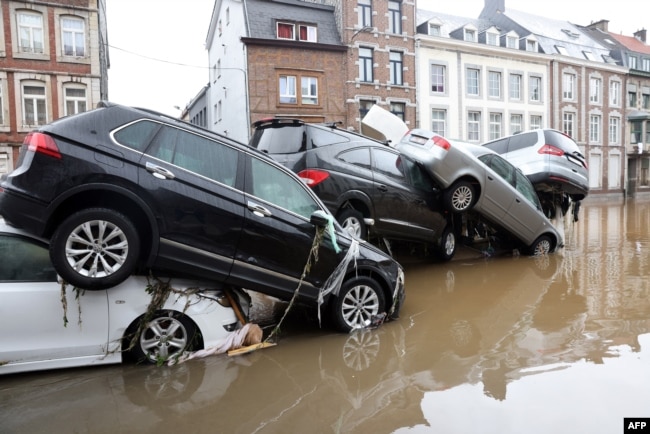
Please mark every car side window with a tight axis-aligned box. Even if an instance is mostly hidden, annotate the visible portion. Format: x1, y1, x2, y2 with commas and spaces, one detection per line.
147, 126, 238, 187
482, 154, 515, 187
402, 157, 434, 191
308, 127, 350, 148
483, 138, 508, 154
372, 149, 406, 180
0, 235, 57, 282
249, 157, 319, 219
515, 170, 540, 207
338, 148, 371, 170
112, 120, 161, 152
507, 132, 536, 152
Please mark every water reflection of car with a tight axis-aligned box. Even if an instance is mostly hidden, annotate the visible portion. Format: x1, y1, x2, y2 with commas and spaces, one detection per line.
249, 118, 456, 260
481, 129, 589, 201
0, 102, 404, 332
397, 129, 562, 255
0, 220, 252, 375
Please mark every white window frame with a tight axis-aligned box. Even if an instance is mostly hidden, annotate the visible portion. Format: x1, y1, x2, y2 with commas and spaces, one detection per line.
589, 77, 601, 104
509, 74, 521, 100
610, 80, 621, 106
563, 112, 575, 138
466, 68, 480, 96
61, 15, 85, 57
63, 84, 87, 116
609, 117, 620, 144
589, 114, 601, 143
529, 76, 541, 102
276, 22, 295, 40
279, 75, 297, 104
301, 76, 318, 105
22, 81, 47, 126
431, 64, 445, 93
467, 111, 481, 142
510, 114, 523, 134
298, 25, 317, 42
17, 10, 44, 54
488, 71, 501, 98
563, 73, 575, 100
489, 112, 502, 140
530, 115, 542, 130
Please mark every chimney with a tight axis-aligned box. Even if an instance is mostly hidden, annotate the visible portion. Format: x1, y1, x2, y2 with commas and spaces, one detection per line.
634, 28, 646, 43
587, 20, 609, 32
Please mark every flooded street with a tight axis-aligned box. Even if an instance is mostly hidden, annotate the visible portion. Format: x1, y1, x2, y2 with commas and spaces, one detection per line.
2, 199, 650, 433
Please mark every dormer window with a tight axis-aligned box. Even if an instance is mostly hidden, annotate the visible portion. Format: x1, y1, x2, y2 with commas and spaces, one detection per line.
277, 22, 317, 42
486, 32, 498, 46
506, 35, 517, 48
429, 23, 441, 36
555, 45, 568, 55
526, 38, 538, 52
464, 28, 477, 42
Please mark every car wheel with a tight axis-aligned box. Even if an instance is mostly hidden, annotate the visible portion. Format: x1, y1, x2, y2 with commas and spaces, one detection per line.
338, 209, 367, 239
445, 181, 475, 213
527, 235, 553, 256
129, 311, 200, 364
50, 208, 140, 290
435, 226, 456, 261
331, 277, 385, 332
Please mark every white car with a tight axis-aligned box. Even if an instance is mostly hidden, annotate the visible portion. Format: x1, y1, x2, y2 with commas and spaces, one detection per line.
0, 221, 250, 375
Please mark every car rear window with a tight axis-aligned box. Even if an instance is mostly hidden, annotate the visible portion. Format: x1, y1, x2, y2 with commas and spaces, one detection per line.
507, 132, 537, 152
483, 137, 508, 154
112, 120, 161, 152
251, 125, 306, 154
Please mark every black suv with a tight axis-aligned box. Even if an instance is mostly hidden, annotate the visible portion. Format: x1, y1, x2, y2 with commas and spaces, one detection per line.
249, 118, 456, 260
0, 102, 404, 332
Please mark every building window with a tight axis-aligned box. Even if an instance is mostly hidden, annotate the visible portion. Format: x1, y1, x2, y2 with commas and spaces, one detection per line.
643, 58, 650, 72
506, 36, 517, 48
530, 115, 542, 130
489, 113, 502, 140
563, 112, 575, 138
486, 32, 498, 46
431, 64, 445, 93
589, 77, 601, 104
464, 28, 476, 42
526, 39, 537, 52
22, 83, 47, 126
467, 111, 481, 141
17, 11, 44, 53
358, 0, 372, 27
389, 51, 403, 85
466, 68, 480, 96
359, 47, 373, 82
629, 91, 637, 108
431, 109, 446, 136
610, 81, 621, 106
509, 74, 521, 100
589, 115, 601, 143
609, 117, 620, 144
510, 114, 523, 134
556, 45, 568, 55
359, 99, 374, 119
301, 77, 318, 105
529, 76, 541, 102
630, 121, 643, 143
388, 1, 401, 34
629, 55, 637, 69
61, 16, 85, 57
390, 102, 405, 121
583, 51, 597, 61
299, 25, 317, 42
428, 23, 441, 36
279, 75, 297, 104
277, 22, 294, 40
563, 73, 575, 100
64, 86, 87, 116
488, 71, 501, 98
643, 92, 650, 109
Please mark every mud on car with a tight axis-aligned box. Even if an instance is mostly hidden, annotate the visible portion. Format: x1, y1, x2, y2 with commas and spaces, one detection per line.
0, 102, 405, 332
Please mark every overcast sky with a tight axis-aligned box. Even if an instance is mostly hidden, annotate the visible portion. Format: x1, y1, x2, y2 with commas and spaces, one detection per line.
106, 0, 646, 117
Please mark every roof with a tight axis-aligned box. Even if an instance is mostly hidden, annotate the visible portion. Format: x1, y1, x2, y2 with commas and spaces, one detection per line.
608, 32, 650, 55
244, 0, 340, 45
417, 9, 495, 37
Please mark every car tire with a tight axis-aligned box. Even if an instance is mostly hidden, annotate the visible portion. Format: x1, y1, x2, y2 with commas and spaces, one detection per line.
128, 311, 200, 364
526, 235, 553, 256
338, 209, 367, 239
50, 208, 140, 290
331, 276, 385, 332
444, 181, 475, 213
435, 226, 456, 261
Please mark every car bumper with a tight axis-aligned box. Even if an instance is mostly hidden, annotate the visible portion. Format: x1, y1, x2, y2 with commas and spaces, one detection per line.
0, 187, 50, 236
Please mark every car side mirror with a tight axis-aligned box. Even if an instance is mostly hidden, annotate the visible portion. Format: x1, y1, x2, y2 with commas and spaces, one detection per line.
310, 210, 330, 228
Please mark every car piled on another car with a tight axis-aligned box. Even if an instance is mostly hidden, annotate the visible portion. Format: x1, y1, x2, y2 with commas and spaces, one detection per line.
0, 220, 252, 374
396, 129, 563, 255
0, 102, 404, 332
249, 118, 457, 261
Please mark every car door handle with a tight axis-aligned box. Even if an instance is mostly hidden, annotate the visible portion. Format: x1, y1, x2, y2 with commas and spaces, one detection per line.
146, 162, 175, 180
377, 185, 388, 192
247, 201, 272, 217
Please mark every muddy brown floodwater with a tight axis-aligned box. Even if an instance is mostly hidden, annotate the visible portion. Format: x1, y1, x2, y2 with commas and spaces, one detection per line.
2, 199, 650, 434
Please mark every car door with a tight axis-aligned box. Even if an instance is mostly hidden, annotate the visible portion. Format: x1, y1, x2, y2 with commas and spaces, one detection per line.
137, 124, 246, 282
370, 148, 440, 239
476, 154, 516, 221
0, 233, 109, 368
501, 169, 545, 244
229, 153, 342, 303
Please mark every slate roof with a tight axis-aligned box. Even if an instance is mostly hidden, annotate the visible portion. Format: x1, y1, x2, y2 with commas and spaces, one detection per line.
244, 0, 341, 45
417, 9, 495, 37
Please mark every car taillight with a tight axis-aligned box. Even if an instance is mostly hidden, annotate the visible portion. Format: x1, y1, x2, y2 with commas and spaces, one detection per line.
25, 132, 61, 159
297, 169, 330, 187
538, 144, 564, 157
432, 135, 451, 151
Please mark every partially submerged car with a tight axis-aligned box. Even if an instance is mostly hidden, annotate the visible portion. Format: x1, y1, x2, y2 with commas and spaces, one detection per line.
481, 129, 588, 201
0, 102, 404, 332
249, 117, 456, 260
396, 129, 562, 255
0, 220, 251, 374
